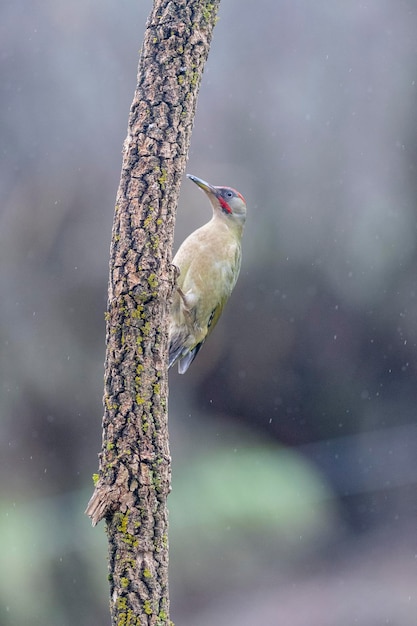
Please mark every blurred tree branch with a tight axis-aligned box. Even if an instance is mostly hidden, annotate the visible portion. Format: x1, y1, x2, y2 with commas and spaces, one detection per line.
85, 1, 220, 624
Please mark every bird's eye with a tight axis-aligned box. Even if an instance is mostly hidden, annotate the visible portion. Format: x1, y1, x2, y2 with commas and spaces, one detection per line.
226, 191, 233, 198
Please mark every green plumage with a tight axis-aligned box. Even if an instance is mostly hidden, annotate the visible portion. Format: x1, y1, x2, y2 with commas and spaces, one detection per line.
169, 175, 247, 374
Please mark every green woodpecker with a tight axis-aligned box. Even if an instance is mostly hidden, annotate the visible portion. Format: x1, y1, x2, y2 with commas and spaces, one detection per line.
169, 174, 247, 374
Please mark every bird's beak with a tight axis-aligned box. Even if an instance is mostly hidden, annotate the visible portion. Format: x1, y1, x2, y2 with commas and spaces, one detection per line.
187, 174, 218, 198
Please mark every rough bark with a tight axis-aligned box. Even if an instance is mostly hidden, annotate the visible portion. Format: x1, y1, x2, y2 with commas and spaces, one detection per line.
85, 1, 220, 624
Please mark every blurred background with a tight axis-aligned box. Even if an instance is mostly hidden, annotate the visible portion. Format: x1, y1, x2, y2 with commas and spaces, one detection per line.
1, 0, 417, 624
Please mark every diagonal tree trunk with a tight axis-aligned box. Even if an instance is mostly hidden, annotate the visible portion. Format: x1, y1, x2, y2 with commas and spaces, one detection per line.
85, 1, 220, 624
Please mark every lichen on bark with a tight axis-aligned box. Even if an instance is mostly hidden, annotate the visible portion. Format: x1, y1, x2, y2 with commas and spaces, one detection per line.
85, 1, 221, 624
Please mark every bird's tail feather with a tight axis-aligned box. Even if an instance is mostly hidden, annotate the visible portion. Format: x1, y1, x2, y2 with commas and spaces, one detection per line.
168, 344, 184, 369
177, 344, 201, 374
169, 331, 203, 374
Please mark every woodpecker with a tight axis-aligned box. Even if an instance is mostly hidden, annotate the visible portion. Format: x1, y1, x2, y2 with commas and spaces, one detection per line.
169, 174, 246, 374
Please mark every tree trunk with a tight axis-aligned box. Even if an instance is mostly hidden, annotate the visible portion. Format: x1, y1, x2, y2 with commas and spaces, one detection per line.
85, 1, 220, 624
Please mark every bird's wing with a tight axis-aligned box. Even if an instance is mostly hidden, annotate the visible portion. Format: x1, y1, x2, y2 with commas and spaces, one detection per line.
175, 288, 230, 373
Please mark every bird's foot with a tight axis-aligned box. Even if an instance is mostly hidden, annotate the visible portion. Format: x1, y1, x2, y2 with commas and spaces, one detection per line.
170, 263, 180, 284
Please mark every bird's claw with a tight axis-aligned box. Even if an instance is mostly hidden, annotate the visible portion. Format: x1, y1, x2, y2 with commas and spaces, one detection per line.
170, 263, 180, 284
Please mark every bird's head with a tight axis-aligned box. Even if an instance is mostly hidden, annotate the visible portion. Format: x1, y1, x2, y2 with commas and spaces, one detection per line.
187, 174, 247, 227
